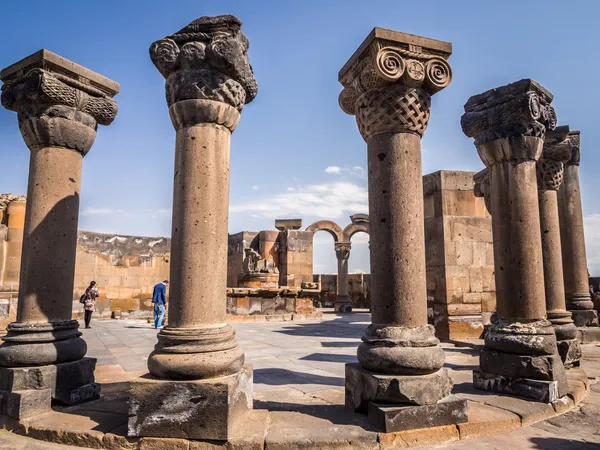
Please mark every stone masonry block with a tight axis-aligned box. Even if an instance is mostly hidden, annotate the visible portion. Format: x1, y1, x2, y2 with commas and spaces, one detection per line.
480, 348, 568, 396
345, 363, 452, 412
128, 365, 253, 441
0, 388, 52, 419
473, 370, 560, 403
54, 357, 100, 405
368, 396, 468, 432
0, 365, 56, 392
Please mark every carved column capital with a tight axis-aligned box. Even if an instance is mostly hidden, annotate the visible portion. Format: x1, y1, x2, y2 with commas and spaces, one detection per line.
149, 15, 258, 132
335, 242, 351, 260
565, 131, 581, 167
338, 31, 452, 141
461, 79, 556, 166
473, 168, 491, 214
537, 125, 575, 191
1, 51, 119, 155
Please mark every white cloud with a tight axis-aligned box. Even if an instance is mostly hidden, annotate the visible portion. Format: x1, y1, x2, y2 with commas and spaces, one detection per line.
584, 214, 600, 276
287, 187, 296, 192
351, 232, 370, 244
350, 166, 366, 179
81, 207, 115, 216
325, 165, 366, 179
230, 181, 368, 219
252, 185, 259, 191
325, 166, 342, 174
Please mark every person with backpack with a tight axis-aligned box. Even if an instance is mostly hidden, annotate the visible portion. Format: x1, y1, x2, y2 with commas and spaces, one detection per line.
80, 281, 99, 329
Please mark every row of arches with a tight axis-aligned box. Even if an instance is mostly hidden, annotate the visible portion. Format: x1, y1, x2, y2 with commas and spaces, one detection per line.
306, 214, 369, 312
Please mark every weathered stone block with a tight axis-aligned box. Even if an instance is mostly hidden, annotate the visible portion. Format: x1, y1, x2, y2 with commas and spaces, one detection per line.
571, 310, 599, 327
480, 348, 567, 395
54, 358, 99, 405
0, 365, 56, 392
557, 339, 582, 368
473, 370, 560, 403
128, 365, 253, 440
345, 363, 452, 412
0, 388, 52, 419
368, 396, 467, 432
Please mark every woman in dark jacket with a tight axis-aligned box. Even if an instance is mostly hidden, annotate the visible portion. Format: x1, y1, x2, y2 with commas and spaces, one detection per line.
82, 281, 99, 329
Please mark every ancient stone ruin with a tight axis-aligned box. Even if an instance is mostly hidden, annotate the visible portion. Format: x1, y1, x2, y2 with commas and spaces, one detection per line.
0, 13, 598, 450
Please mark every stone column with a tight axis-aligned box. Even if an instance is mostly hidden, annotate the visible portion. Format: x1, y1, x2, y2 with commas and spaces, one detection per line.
462, 79, 568, 402
334, 242, 352, 312
0, 50, 118, 419
557, 131, 599, 330
339, 29, 467, 432
128, 15, 258, 441
537, 126, 581, 367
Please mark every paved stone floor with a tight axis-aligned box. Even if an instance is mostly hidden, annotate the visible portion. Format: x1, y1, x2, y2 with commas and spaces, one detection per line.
1, 312, 600, 448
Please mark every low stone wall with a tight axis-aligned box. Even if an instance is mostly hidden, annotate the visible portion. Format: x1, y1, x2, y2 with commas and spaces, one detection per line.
226, 287, 321, 321
313, 273, 371, 308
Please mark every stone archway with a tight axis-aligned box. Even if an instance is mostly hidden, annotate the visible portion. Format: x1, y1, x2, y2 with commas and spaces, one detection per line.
307, 215, 369, 313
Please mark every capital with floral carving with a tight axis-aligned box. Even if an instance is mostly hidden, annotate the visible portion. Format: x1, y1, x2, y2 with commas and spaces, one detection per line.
150, 15, 258, 132
0, 50, 119, 155
335, 242, 351, 261
338, 28, 452, 141
537, 125, 573, 191
461, 79, 557, 167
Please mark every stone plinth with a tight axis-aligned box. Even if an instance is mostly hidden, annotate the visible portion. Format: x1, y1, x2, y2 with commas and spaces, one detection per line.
461, 79, 568, 401
128, 365, 253, 440
0, 49, 118, 418
237, 273, 279, 288
339, 27, 465, 431
226, 287, 318, 317
129, 15, 257, 439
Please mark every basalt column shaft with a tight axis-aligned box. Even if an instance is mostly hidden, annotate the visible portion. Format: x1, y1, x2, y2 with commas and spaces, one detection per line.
128, 15, 258, 441
338, 29, 467, 432
537, 127, 581, 367
0, 49, 119, 418
462, 79, 568, 402
557, 131, 599, 329
335, 242, 352, 312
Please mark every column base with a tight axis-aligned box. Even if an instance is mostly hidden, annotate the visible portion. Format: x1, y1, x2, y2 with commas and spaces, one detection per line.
128, 364, 253, 441
473, 370, 561, 403
0, 357, 100, 419
345, 363, 453, 412
570, 310, 599, 327
368, 397, 468, 433
334, 296, 352, 313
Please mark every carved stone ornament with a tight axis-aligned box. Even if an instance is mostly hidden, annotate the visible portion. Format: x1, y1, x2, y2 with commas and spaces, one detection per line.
1, 63, 118, 155
537, 125, 574, 191
335, 242, 351, 260
461, 79, 557, 149
149, 15, 258, 118
338, 29, 452, 140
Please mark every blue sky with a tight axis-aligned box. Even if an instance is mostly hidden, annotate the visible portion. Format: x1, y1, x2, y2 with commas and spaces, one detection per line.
2, 0, 600, 275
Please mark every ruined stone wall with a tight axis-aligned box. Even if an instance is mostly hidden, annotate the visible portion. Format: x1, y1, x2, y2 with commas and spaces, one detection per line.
314, 273, 371, 308
227, 231, 259, 287
423, 170, 495, 339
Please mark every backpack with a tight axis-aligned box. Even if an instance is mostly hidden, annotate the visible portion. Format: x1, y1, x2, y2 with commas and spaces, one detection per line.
79, 292, 87, 304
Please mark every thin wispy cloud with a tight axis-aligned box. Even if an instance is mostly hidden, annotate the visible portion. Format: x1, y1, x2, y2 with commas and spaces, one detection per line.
325, 166, 342, 174
230, 181, 368, 219
325, 165, 366, 179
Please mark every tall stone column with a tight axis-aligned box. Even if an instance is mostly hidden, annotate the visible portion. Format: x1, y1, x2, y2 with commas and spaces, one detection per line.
462, 79, 568, 402
339, 29, 467, 432
537, 126, 581, 367
128, 15, 258, 441
335, 242, 352, 312
0, 50, 118, 419
557, 131, 599, 330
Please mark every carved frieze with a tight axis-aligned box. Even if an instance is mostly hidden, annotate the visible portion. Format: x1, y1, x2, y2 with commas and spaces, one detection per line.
338, 29, 452, 140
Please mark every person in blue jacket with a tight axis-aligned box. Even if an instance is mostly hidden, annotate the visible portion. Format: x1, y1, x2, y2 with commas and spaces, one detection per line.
152, 280, 169, 329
